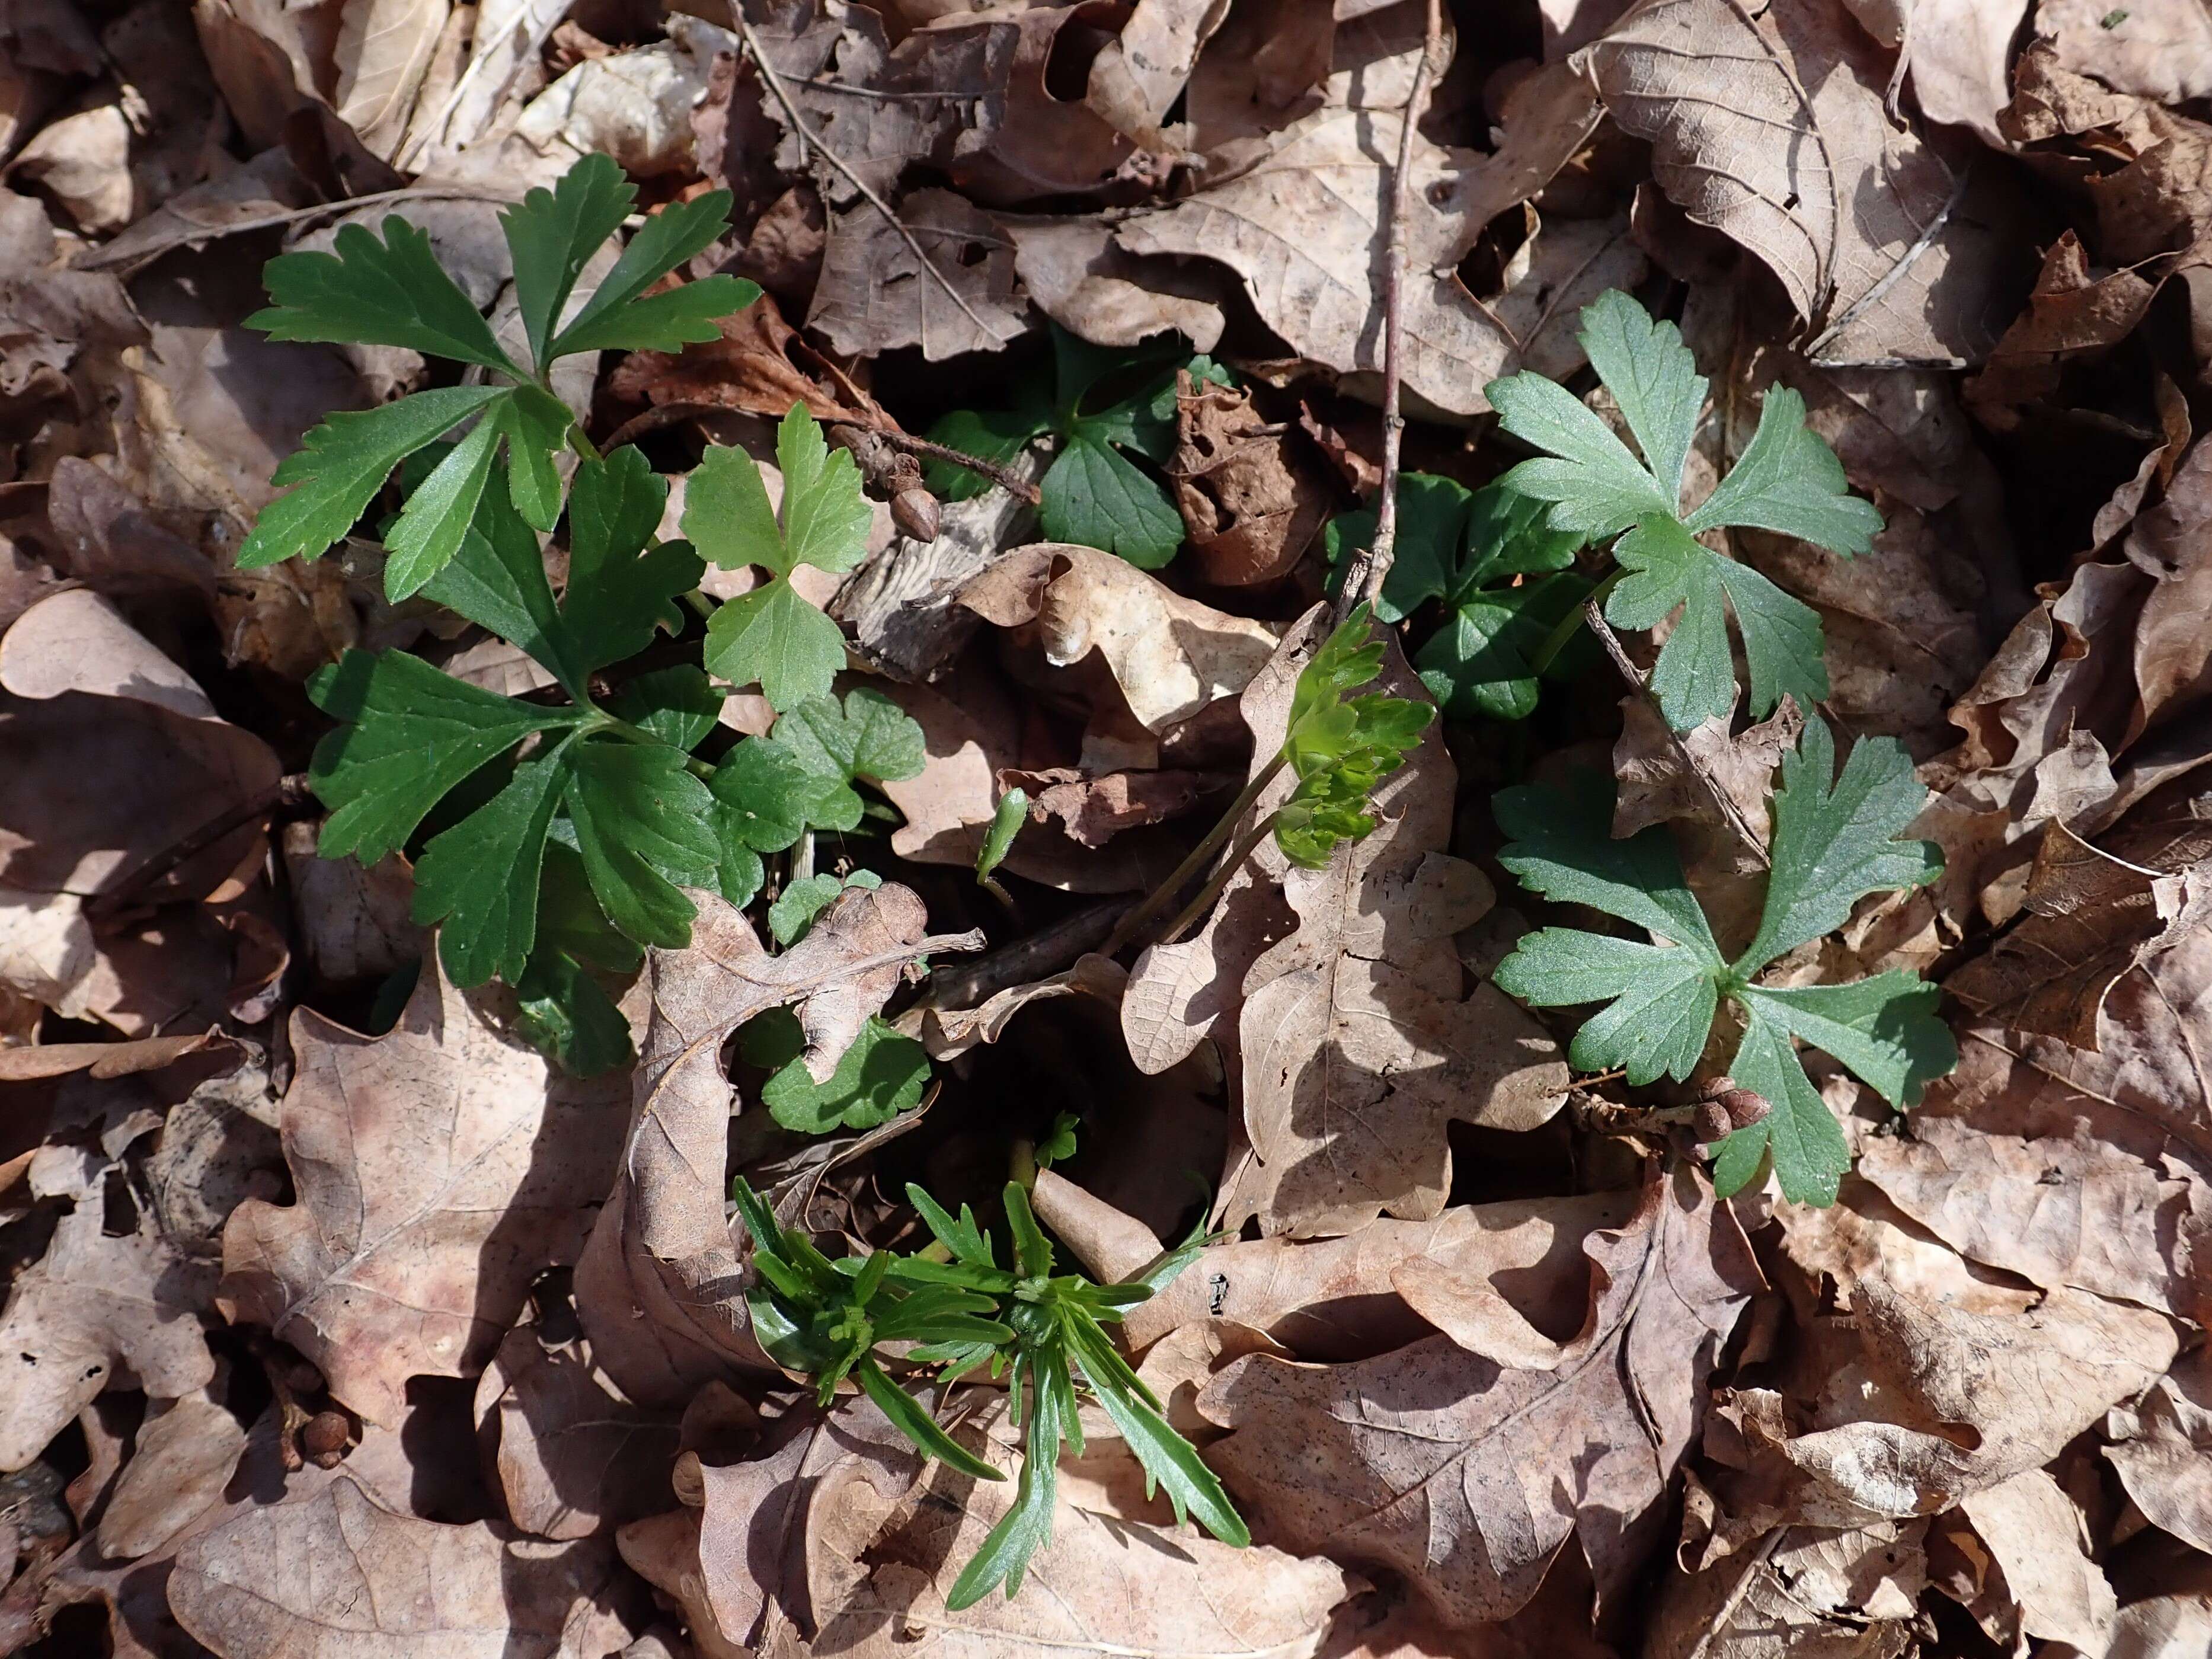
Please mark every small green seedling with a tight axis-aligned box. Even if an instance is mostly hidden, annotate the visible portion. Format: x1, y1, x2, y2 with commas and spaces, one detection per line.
975, 788, 1028, 907
1490, 717, 1957, 1205
733, 1178, 1246, 1606
1482, 289, 1883, 731
923, 324, 1226, 568
243, 153, 757, 599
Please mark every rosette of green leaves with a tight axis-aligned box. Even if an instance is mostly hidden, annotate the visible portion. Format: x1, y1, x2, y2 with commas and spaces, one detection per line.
1273, 605, 1433, 868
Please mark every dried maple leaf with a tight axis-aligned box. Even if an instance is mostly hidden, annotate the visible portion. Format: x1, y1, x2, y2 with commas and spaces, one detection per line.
1220, 612, 1569, 1236
0, 1200, 216, 1470
1198, 1162, 1759, 1629
170, 1476, 632, 1658
218, 962, 629, 1427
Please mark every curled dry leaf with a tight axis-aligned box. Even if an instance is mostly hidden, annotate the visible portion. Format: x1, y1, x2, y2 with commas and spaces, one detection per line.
1169, 373, 1333, 587
1199, 1162, 1759, 1629
0, 1200, 216, 1471
170, 1475, 632, 1659
1955, 1468, 2117, 1653
1648, 1513, 1930, 1659
1708, 1187, 2181, 1535
478, 1324, 682, 1542
2104, 1346, 2212, 1556
1124, 1189, 1639, 1362
956, 544, 1280, 734
218, 961, 629, 1427
804, 1441, 1353, 1659
1222, 612, 1570, 1236
1577, 0, 2010, 366
578, 883, 979, 1409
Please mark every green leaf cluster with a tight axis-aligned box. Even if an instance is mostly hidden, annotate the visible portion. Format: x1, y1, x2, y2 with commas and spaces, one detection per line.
1272, 605, 1433, 868
733, 1177, 1246, 1608
740, 1002, 928, 1134
923, 325, 1226, 568
1324, 476, 1597, 721
1481, 289, 1884, 730
242, 153, 757, 599
1490, 718, 1955, 1206
688, 407, 878, 707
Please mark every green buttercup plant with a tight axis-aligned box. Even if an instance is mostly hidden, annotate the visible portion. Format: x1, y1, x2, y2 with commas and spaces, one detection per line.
1489, 717, 1957, 1205
732, 1177, 1246, 1607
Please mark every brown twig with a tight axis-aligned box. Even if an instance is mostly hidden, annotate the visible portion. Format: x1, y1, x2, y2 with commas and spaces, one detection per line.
925, 899, 1128, 1009
727, 2, 999, 344
1333, 0, 1446, 621
87, 773, 315, 921
1581, 598, 1771, 868
862, 427, 1043, 504
1099, 753, 1289, 958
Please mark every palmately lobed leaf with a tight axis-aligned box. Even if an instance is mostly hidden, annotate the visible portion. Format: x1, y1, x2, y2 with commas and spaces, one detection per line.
250, 216, 519, 375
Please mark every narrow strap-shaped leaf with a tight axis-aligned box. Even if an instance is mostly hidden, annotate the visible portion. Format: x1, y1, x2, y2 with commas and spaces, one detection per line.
856, 1360, 1006, 1482
945, 1357, 1063, 1609
1001, 1182, 1055, 1280
1063, 1315, 1248, 1545
906, 1182, 998, 1269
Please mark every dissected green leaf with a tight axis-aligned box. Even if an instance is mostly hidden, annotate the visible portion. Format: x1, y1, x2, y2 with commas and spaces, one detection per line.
239, 387, 504, 571
768, 869, 883, 946
1684, 385, 1886, 554
249, 216, 518, 375
564, 741, 718, 947
1577, 288, 1703, 510
741, 1009, 928, 1133
923, 400, 1051, 501
548, 191, 755, 359
1322, 474, 1476, 624
411, 743, 571, 987
1606, 513, 1829, 730
683, 437, 784, 571
775, 404, 875, 578
615, 666, 721, 753
1038, 433, 1183, 568
500, 152, 635, 373
1487, 370, 1673, 536
562, 446, 701, 671
308, 648, 577, 863
765, 689, 926, 832
704, 580, 849, 711
1491, 720, 1952, 1205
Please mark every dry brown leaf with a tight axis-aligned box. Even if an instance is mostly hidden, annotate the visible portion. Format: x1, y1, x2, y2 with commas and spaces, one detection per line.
1578, 0, 2009, 366
1956, 1468, 2117, 1652
2036, 0, 2212, 104
916, 952, 1129, 1060
218, 961, 628, 1427
956, 543, 1280, 733
1002, 766, 1229, 849
1117, 62, 1604, 415
577, 883, 977, 1409
94, 1389, 247, 1560
1710, 1187, 2182, 1533
2104, 1347, 2212, 1556
1964, 231, 2157, 430
1221, 614, 1568, 1236
334, 0, 450, 158
1199, 1162, 1757, 1629
617, 1508, 747, 1659
1123, 1190, 1638, 1361
999, 216, 1228, 353
809, 188, 1029, 361
170, 1475, 632, 1658
477, 1324, 681, 1541
1647, 1515, 1929, 1659
0, 1200, 216, 1471
1880, 0, 2034, 143
1169, 373, 1333, 587
279, 824, 423, 986
804, 1439, 1353, 1659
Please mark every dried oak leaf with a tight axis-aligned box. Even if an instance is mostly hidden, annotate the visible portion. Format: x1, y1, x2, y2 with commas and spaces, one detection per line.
2035, 0, 2212, 104
1954, 1468, 2118, 1653
94, 1389, 247, 1559
1710, 1185, 2181, 1535
0, 1200, 216, 1471
1221, 613, 1568, 1236
809, 188, 1029, 361
1962, 231, 2157, 430
955, 543, 1281, 733
576, 883, 979, 1409
1577, 0, 2010, 366
2105, 1345, 2212, 1556
476, 1324, 681, 1542
692, 1395, 922, 1648
1168, 373, 1333, 587
1117, 61, 1606, 415
170, 1475, 632, 1658
1198, 1162, 1759, 1629
806, 1439, 1352, 1659
1648, 1510, 1929, 1659
218, 962, 629, 1427
1124, 1189, 1638, 1362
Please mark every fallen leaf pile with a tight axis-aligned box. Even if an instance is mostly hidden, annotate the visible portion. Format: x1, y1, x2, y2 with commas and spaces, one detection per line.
2, 0, 2210, 1655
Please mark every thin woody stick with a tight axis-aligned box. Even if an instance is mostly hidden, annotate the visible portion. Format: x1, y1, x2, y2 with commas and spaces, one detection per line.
727, 4, 1000, 346
1334, 0, 1446, 621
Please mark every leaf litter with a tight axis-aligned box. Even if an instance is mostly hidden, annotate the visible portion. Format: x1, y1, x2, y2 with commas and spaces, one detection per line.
2, 0, 2211, 1655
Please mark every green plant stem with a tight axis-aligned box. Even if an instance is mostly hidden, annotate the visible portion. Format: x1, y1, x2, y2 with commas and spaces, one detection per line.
1100, 753, 1287, 957
1529, 567, 1623, 676
1156, 810, 1280, 947
1009, 1139, 1038, 1190
682, 588, 715, 622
